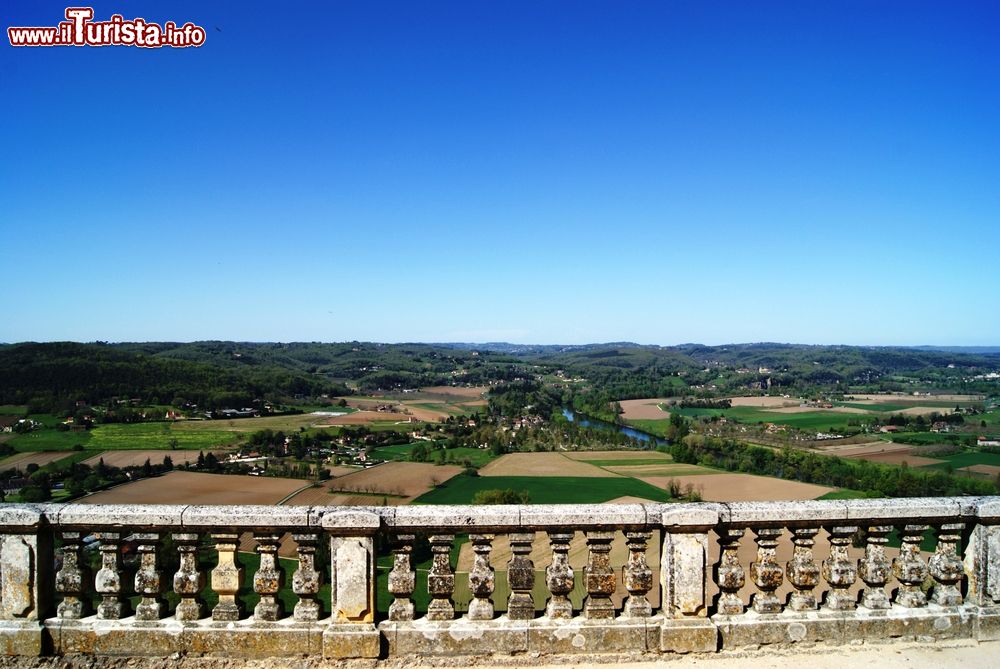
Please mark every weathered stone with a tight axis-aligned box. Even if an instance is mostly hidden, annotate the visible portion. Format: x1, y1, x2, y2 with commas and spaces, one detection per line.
387, 534, 416, 621
181, 504, 309, 530
893, 524, 929, 608
94, 532, 124, 620
133, 532, 164, 621
210, 532, 240, 621
749, 527, 784, 614
330, 535, 374, 622
172, 532, 204, 622
859, 525, 892, 609
291, 532, 322, 621
323, 622, 380, 658
253, 532, 283, 621
0, 620, 45, 656
662, 531, 708, 617
929, 522, 965, 606
426, 534, 456, 621
467, 533, 495, 620
821, 525, 857, 611
583, 530, 616, 619
1, 535, 35, 618
623, 531, 653, 618
660, 616, 718, 653
507, 532, 536, 620
545, 531, 575, 619
55, 531, 88, 620
786, 527, 820, 611
715, 609, 846, 648
715, 528, 746, 615
381, 618, 528, 656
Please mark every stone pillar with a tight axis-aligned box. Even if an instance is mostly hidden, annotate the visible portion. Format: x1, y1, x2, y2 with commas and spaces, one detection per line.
329, 534, 376, 623
506, 532, 536, 620
55, 531, 88, 619
0, 511, 53, 657
786, 527, 820, 611
95, 532, 124, 620
822, 525, 858, 611
387, 534, 416, 621
583, 530, 616, 619
893, 524, 929, 608
749, 527, 783, 614
253, 532, 283, 621
467, 533, 496, 620
210, 532, 241, 621
623, 530, 653, 618
859, 525, 892, 610
715, 528, 746, 615
929, 522, 965, 606
292, 532, 322, 621
545, 531, 574, 619
134, 532, 165, 621
173, 532, 204, 621
426, 534, 455, 621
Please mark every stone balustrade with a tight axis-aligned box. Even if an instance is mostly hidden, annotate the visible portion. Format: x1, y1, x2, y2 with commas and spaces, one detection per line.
0, 497, 998, 658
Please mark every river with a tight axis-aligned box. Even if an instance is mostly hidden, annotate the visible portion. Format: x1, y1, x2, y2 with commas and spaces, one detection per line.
560, 408, 666, 446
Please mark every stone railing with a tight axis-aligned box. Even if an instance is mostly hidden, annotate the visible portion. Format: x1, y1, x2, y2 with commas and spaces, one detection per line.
0, 497, 997, 658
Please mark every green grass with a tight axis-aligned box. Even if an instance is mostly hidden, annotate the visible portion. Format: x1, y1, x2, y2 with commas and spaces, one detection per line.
668, 406, 872, 432
413, 475, 672, 505
441, 447, 494, 467
8, 429, 92, 452
87, 423, 241, 450
0, 405, 28, 415
624, 418, 672, 437
922, 451, 1000, 471
370, 442, 420, 460
816, 489, 869, 500
835, 402, 909, 412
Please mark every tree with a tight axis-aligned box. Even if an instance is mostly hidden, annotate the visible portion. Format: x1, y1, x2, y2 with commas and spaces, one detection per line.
472, 488, 530, 504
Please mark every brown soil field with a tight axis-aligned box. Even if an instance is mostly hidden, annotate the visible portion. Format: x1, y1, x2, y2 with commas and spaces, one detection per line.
281, 484, 408, 507
0, 451, 72, 473
727, 396, 800, 408
618, 398, 673, 420
844, 393, 983, 403
327, 461, 463, 499
765, 405, 867, 414
961, 464, 1000, 477
854, 453, 944, 467
171, 414, 324, 433
896, 406, 954, 416
563, 450, 672, 461
319, 410, 412, 425
816, 441, 907, 455
81, 450, 216, 468
605, 463, 719, 477
79, 471, 309, 505
640, 473, 833, 502
479, 453, 619, 477
400, 406, 451, 421
420, 386, 487, 398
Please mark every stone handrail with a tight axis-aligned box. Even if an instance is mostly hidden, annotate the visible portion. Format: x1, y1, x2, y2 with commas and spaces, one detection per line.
0, 497, 997, 658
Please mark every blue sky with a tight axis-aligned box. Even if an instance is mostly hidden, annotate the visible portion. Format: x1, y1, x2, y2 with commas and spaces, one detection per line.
2, 1, 998, 345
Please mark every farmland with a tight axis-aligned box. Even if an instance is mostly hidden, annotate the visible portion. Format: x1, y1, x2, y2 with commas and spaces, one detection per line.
414, 474, 673, 505
0, 451, 73, 473
79, 471, 309, 505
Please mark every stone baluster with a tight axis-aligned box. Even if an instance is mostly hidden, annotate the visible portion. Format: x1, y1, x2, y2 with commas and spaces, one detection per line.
506, 532, 536, 619
622, 530, 653, 617
55, 531, 88, 619
292, 532, 322, 621
583, 530, 616, 619
467, 533, 496, 620
387, 534, 416, 621
786, 527, 820, 611
545, 531, 575, 619
95, 532, 124, 620
134, 532, 164, 621
858, 525, 892, 609
822, 525, 858, 610
173, 533, 204, 621
253, 532, 283, 621
210, 532, 241, 621
749, 527, 783, 614
427, 534, 456, 620
929, 522, 965, 606
715, 528, 746, 615
893, 524, 929, 608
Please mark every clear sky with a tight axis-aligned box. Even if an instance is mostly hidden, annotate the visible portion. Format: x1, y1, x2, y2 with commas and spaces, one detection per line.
2, 1, 998, 346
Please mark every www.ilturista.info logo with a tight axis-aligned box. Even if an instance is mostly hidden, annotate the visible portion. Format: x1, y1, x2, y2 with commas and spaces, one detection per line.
8, 7, 206, 48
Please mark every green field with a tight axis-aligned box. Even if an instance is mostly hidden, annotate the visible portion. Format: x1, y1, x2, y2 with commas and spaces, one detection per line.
8, 429, 92, 452
922, 451, 1000, 471
666, 406, 871, 432
817, 489, 869, 500
85, 424, 241, 450
834, 402, 910, 412
624, 419, 672, 437
414, 475, 672, 505
370, 442, 421, 460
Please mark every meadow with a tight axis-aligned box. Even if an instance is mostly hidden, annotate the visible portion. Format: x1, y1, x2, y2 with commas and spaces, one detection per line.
413, 474, 673, 505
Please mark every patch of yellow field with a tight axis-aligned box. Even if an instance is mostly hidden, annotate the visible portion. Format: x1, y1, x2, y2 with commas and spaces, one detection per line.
604, 463, 720, 477
562, 450, 672, 461
479, 453, 620, 477
640, 473, 833, 502
618, 398, 674, 420
727, 396, 801, 408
